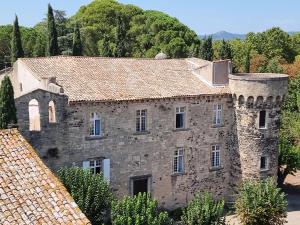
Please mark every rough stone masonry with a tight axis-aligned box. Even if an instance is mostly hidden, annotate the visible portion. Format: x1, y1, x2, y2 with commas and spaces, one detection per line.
8, 55, 288, 209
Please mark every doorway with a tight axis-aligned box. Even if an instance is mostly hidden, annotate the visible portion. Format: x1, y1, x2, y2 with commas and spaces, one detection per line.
131, 175, 151, 196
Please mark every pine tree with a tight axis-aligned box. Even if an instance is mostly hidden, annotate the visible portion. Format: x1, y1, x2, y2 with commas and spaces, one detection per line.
244, 48, 251, 73
47, 4, 59, 56
219, 39, 232, 60
200, 36, 213, 61
115, 14, 129, 57
0, 76, 17, 129
72, 24, 83, 56
11, 15, 24, 63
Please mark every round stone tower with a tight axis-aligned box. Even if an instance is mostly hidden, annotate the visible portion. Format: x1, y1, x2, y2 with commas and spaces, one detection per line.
229, 73, 288, 180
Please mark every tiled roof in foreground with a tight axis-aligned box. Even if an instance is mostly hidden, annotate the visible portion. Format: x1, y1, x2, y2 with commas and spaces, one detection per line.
0, 129, 90, 225
20, 56, 230, 102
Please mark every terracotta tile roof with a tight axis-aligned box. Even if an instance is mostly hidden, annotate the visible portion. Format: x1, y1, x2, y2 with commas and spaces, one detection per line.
20, 56, 230, 102
0, 129, 91, 225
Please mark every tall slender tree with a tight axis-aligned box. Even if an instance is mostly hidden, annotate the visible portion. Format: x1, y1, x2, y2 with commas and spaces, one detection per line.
200, 36, 213, 61
219, 39, 232, 60
115, 14, 129, 57
0, 76, 17, 129
72, 24, 83, 56
11, 15, 24, 63
244, 48, 251, 73
47, 3, 59, 56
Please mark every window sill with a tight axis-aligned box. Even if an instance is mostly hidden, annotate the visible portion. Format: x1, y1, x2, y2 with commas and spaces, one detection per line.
85, 135, 105, 141
209, 166, 223, 171
133, 131, 150, 135
173, 128, 190, 132
171, 172, 186, 177
211, 124, 224, 128
260, 168, 269, 172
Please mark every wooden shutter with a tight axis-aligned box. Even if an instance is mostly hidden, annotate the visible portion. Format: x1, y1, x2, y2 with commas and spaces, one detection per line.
103, 159, 110, 183
82, 160, 90, 169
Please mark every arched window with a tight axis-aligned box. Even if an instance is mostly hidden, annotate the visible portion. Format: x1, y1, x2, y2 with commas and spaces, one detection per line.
29, 99, 41, 131
48, 101, 56, 123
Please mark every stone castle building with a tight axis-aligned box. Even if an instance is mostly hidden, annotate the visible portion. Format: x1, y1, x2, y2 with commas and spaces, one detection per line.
6, 55, 288, 209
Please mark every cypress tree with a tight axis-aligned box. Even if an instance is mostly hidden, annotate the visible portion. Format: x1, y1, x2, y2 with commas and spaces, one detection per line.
244, 48, 251, 73
0, 76, 17, 129
72, 24, 83, 56
219, 39, 232, 60
101, 35, 112, 57
200, 36, 213, 61
11, 15, 24, 63
47, 3, 59, 56
115, 14, 128, 57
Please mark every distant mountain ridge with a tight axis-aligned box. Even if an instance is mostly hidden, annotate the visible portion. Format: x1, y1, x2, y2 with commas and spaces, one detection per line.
199, 30, 300, 40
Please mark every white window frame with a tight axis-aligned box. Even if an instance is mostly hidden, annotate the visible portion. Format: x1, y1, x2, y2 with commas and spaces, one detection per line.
175, 107, 186, 129
260, 156, 269, 171
173, 148, 185, 173
83, 159, 110, 182
89, 112, 101, 136
211, 145, 221, 168
136, 109, 147, 132
213, 104, 223, 126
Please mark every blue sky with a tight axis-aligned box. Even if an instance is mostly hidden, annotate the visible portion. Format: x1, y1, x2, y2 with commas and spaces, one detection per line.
0, 0, 299, 34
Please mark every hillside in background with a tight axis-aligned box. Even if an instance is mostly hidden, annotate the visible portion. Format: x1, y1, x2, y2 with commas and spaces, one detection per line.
200, 30, 300, 40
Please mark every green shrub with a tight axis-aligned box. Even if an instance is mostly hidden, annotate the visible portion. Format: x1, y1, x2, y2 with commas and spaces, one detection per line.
58, 167, 113, 225
111, 192, 172, 225
181, 192, 225, 225
235, 178, 287, 225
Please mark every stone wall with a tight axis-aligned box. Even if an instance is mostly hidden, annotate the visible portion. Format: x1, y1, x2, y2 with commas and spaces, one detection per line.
16, 91, 236, 209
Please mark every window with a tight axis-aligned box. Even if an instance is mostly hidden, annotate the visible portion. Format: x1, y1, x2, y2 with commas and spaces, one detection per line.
48, 101, 56, 123
136, 109, 147, 132
89, 113, 101, 136
29, 99, 41, 131
259, 110, 267, 128
260, 156, 269, 171
89, 159, 102, 175
19, 83, 23, 92
211, 145, 221, 168
176, 107, 186, 129
174, 148, 184, 173
213, 104, 223, 125
82, 159, 110, 182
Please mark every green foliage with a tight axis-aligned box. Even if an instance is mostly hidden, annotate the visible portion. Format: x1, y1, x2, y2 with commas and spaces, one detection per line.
219, 39, 232, 60
0, 76, 17, 129
72, 24, 83, 56
112, 192, 172, 225
200, 36, 213, 61
278, 134, 300, 186
258, 57, 284, 73
246, 27, 296, 63
47, 4, 60, 56
235, 178, 287, 225
72, 0, 199, 58
11, 16, 24, 63
181, 192, 225, 225
58, 167, 113, 225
